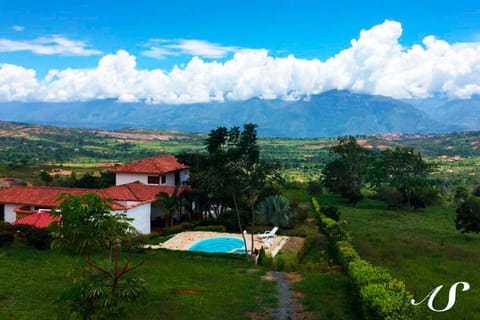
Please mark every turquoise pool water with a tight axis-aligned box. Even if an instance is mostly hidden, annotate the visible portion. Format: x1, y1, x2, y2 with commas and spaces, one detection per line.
188, 237, 245, 253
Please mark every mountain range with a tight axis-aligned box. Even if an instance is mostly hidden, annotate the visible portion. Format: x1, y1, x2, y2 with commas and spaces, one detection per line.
0, 90, 478, 138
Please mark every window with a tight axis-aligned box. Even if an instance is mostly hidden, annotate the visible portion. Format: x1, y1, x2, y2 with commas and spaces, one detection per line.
148, 176, 160, 184
161, 175, 167, 184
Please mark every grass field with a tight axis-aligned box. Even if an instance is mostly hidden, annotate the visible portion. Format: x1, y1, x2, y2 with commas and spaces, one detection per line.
0, 244, 277, 320
316, 195, 480, 320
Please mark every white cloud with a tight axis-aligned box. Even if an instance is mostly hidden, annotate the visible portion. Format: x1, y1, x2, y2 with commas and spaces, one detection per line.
142, 39, 239, 59
12, 25, 24, 32
2, 20, 480, 103
0, 35, 101, 56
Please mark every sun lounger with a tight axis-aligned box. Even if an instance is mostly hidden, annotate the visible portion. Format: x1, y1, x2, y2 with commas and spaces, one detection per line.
257, 226, 278, 239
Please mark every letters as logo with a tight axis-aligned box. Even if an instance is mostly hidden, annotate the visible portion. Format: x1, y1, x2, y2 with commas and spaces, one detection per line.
411, 282, 470, 312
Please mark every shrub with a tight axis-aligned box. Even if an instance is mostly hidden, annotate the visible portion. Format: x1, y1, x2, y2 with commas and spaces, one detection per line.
455, 196, 480, 234
122, 232, 149, 252
0, 221, 14, 232
377, 186, 405, 210
336, 241, 361, 266
0, 229, 14, 248
360, 279, 427, 320
193, 225, 227, 232
348, 259, 392, 290
320, 205, 341, 221
25, 227, 52, 250
296, 233, 317, 263
161, 222, 196, 236
13, 223, 36, 238
272, 253, 298, 272
307, 180, 323, 195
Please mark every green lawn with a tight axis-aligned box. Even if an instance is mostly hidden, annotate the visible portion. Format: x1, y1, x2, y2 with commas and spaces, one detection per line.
328, 198, 480, 320
0, 245, 277, 320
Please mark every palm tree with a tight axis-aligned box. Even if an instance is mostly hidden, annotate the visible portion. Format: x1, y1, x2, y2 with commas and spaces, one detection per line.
155, 185, 180, 227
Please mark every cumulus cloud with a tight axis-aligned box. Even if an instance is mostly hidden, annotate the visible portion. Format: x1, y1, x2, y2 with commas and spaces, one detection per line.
142, 39, 239, 59
1, 20, 480, 103
0, 35, 101, 56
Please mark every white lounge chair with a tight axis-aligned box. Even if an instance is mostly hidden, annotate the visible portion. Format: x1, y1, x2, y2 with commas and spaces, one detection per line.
257, 226, 278, 239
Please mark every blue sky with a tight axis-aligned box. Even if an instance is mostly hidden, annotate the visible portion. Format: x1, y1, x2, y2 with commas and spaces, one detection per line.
1, 0, 480, 103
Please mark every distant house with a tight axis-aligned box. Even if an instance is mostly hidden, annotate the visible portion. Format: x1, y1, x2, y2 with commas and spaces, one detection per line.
0, 155, 189, 234
110, 155, 189, 186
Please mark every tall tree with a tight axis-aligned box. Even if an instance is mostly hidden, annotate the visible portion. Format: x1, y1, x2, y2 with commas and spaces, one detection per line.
322, 136, 371, 205
50, 193, 133, 254
367, 146, 434, 208
154, 185, 181, 227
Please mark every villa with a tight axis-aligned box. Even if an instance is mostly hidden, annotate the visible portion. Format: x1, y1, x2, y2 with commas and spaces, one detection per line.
0, 155, 190, 233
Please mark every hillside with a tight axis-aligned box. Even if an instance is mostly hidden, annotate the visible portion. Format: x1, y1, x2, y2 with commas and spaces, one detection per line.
0, 90, 465, 138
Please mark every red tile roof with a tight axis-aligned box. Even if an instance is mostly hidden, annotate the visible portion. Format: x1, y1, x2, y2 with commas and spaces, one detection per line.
103, 181, 188, 202
13, 212, 60, 228
0, 186, 126, 210
109, 155, 188, 175
0, 182, 190, 210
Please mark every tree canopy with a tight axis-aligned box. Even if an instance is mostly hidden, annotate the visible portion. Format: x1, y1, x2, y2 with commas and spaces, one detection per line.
50, 193, 133, 254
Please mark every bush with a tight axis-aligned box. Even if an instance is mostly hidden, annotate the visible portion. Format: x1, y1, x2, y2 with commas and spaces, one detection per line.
122, 232, 149, 252
0, 221, 14, 232
320, 205, 341, 221
307, 180, 323, 195
336, 241, 361, 266
193, 225, 227, 232
377, 186, 405, 210
161, 222, 196, 236
296, 233, 317, 263
0, 229, 14, 248
348, 259, 392, 290
272, 253, 298, 272
360, 279, 428, 320
13, 223, 36, 238
25, 227, 52, 250
455, 196, 480, 234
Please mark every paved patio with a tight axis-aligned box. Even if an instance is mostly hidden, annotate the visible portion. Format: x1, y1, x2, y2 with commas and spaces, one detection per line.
153, 231, 288, 256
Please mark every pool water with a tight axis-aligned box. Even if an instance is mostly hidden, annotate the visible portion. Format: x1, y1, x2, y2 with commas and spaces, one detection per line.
188, 237, 246, 254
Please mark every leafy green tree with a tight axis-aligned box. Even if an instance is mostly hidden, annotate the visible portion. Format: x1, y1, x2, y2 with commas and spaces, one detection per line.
455, 196, 480, 234
256, 195, 291, 227
368, 147, 434, 208
180, 123, 281, 259
52, 194, 147, 319
50, 193, 133, 254
322, 136, 371, 205
39, 170, 53, 185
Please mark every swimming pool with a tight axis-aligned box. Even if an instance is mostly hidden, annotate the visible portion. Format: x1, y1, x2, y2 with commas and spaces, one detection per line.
188, 237, 246, 254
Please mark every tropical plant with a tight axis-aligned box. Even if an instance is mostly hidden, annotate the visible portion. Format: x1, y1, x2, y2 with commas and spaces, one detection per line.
59, 241, 147, 320
256, 195, 291, 228
154, 185, 181, 227
50, 193, 134, 254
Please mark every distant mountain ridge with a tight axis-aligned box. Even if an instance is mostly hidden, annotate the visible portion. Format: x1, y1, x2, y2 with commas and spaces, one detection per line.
0, 90, 471, 138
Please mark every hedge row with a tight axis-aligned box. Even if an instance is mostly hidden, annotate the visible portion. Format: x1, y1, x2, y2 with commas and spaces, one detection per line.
312, 198, 429, 320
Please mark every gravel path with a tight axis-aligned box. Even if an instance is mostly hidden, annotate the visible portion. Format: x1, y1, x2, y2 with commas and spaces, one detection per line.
271, 271, 296, 319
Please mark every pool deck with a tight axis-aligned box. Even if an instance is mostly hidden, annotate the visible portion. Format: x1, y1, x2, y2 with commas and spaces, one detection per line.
155, 231, 288, 256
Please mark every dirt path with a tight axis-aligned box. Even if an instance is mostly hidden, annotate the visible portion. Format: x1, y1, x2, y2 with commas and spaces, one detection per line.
270, 271, 296, 319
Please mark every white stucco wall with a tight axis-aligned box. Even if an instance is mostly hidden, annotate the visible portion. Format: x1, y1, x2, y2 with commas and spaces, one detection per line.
4, 204, 17, 223
118, 203, 152, 234
180, 169, 189, 184
116, 170, 189, 186
116, 173, 149, 186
